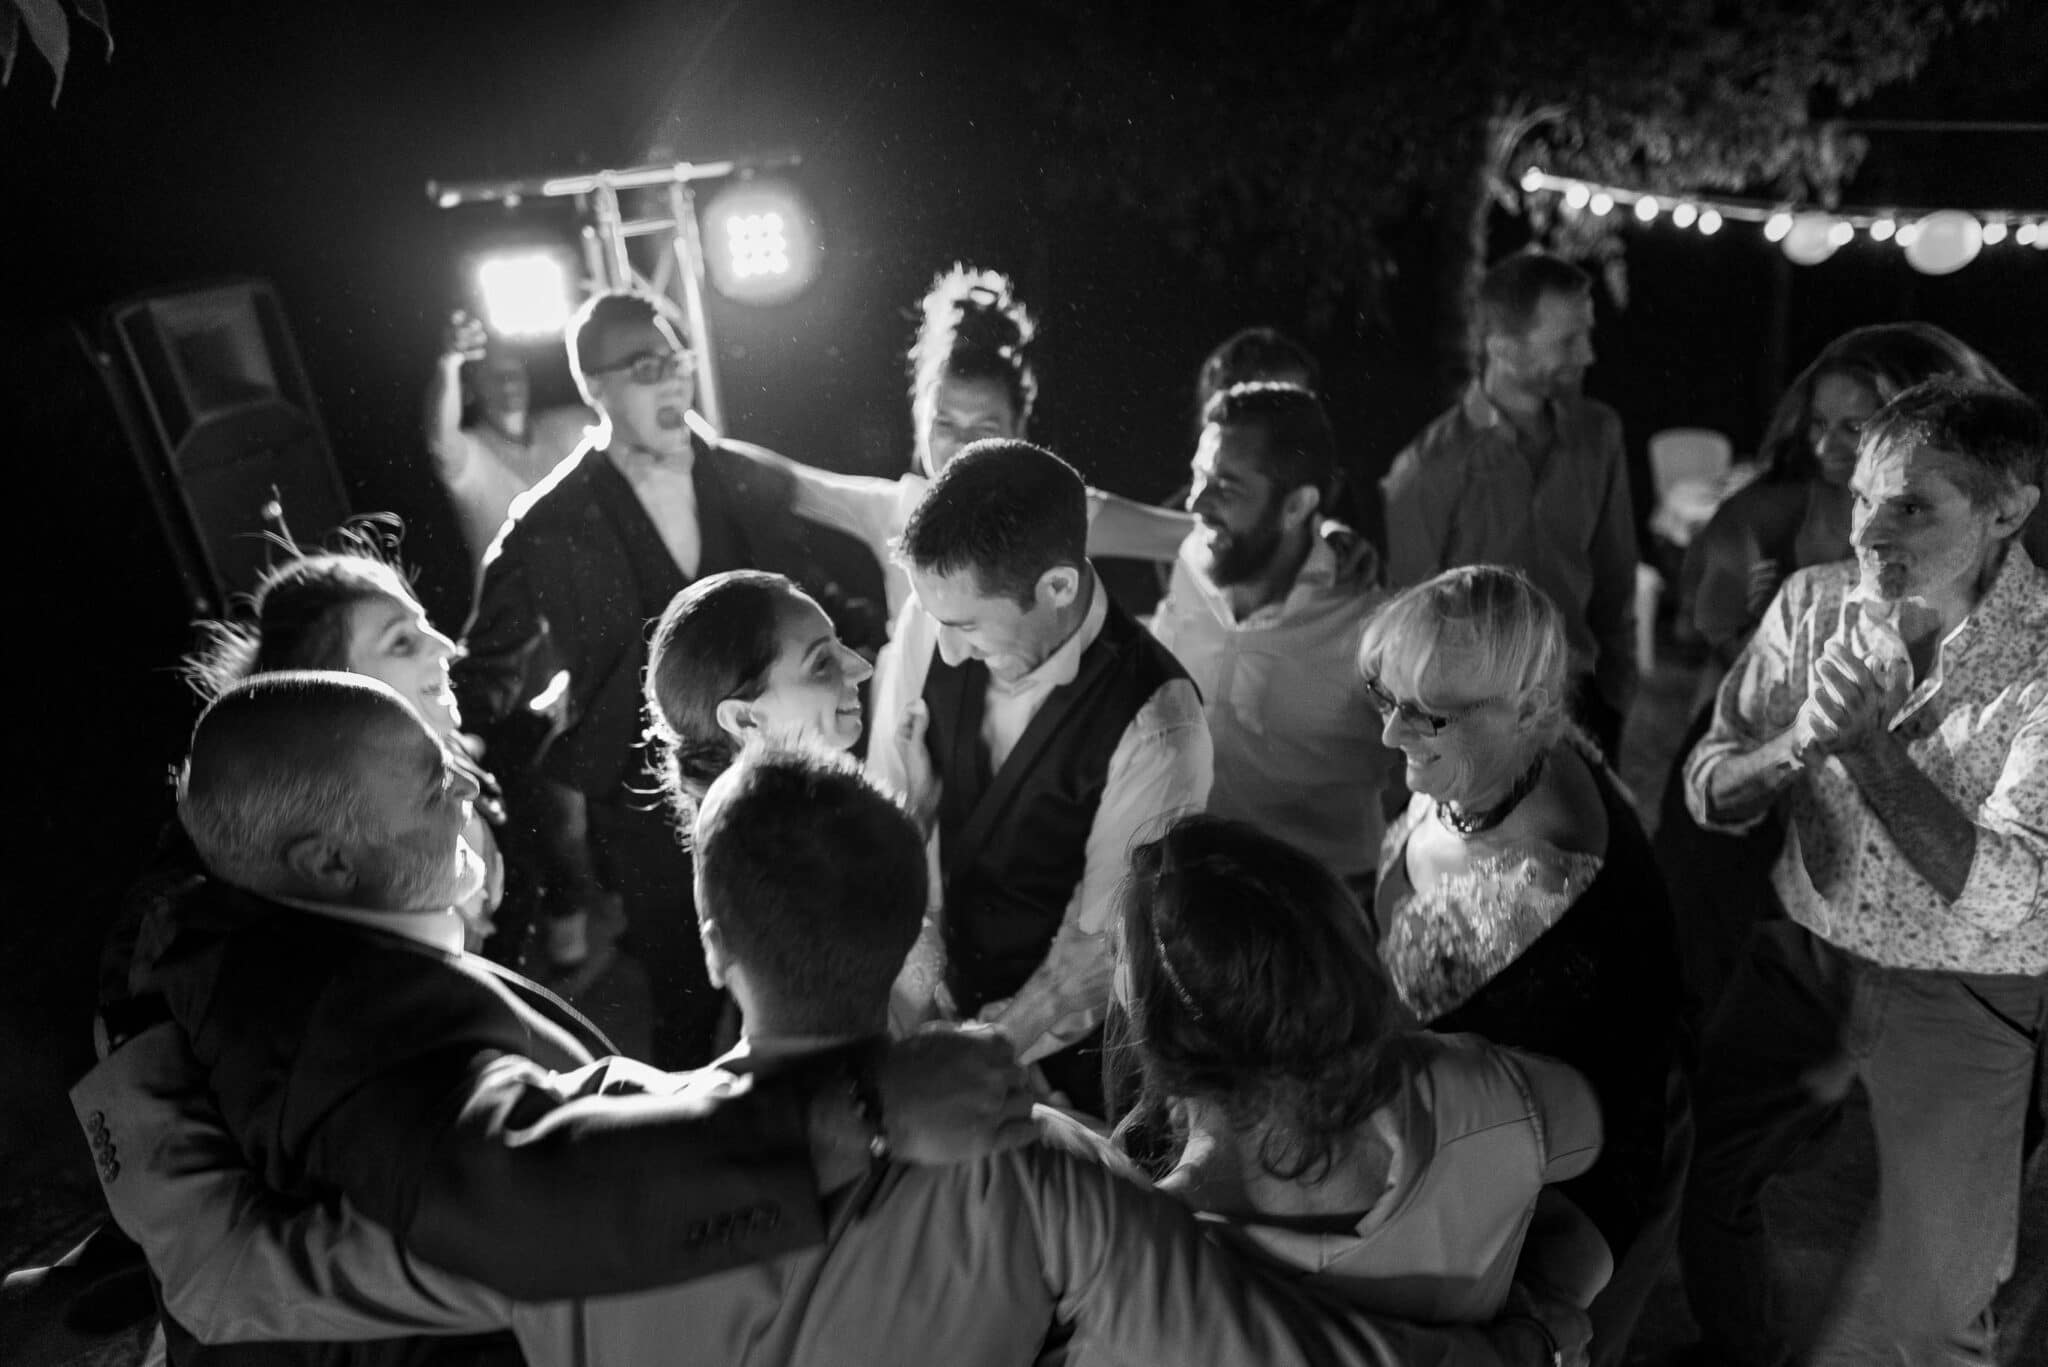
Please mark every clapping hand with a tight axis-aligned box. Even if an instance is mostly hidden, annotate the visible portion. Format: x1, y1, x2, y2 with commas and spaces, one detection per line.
1795, 638, 1892, 759
871, 1026, 1036, 1164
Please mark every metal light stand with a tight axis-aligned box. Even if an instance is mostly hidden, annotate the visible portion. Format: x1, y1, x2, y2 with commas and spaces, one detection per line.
427, 154, 800, 433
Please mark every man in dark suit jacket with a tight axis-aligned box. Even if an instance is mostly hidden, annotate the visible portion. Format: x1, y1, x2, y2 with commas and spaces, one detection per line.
453, 289, 827, 1063
139, 672, 1031, 1365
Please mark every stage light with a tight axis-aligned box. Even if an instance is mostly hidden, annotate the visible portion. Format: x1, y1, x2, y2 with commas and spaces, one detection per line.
1764, 212, 1793, 242
1589, 191, 1615, 216
1634, 196, 1659, 223
1981, 219, 2008, 245
702, 178, 820, 305
474, 252, 574, 337
1697, 208, 1723, 235
1520, 167, 1545, 193
1671, 203, 1698, 229
1564, 182, 1591, 210
1870, 218, 1896, 242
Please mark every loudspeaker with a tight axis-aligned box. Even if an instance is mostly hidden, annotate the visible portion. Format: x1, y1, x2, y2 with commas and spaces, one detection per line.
101, 279, 349, 612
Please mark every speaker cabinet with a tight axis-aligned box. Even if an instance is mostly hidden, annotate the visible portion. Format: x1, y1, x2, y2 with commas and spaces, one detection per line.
104, 279, 349, 610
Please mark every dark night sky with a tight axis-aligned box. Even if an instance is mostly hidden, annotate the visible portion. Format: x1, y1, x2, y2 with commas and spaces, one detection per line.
2, 0, 2044, 1087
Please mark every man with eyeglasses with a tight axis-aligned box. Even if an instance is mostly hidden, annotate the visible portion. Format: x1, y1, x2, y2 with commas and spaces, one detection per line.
455, 289, 824, 1066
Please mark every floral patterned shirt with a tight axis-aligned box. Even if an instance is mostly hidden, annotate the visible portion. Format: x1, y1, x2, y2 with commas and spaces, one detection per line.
1684, 547, 2048, 975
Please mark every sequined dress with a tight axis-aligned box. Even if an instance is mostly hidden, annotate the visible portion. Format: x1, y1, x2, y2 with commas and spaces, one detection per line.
1375, 740, 1683, 1258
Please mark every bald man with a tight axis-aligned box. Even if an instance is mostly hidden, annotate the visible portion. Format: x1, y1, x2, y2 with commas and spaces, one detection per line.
114, 672, 1030, 1367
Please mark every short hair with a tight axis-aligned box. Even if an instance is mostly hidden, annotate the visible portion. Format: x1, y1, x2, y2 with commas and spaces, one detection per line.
1114, 814, 1412, 1184
1195, 326, 1321, 420
184, 523, 421, 701
1201, 381, 1339, 510
898, 439, 1087, 608
1357, 566, 1570, 747
1860, 379, 2047, 510
567, 291, 686, 394
1477, 251, 1591, 343
693, 741, 927, 1031
177, 672, 399, 893
909, 265, 1037, 430
644, 570, 808, 826
1758, 324, 2021, 483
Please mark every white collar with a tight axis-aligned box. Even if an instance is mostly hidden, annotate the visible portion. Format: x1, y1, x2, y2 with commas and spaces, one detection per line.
995, 567, 1108, 696
270, 892, 466, 956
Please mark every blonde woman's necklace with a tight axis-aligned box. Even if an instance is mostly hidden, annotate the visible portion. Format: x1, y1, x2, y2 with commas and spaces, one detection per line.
1437, 751, 1547, 838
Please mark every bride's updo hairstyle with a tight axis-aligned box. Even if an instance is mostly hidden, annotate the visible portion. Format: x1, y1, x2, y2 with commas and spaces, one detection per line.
908, 265, 1037, 474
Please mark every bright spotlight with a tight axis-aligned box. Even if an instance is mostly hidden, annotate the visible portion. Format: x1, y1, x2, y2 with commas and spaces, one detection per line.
474, 252, 574, 337
1698, 208, 1723, 235
1589, 191, 1615, 216
1671, 203, 1698, 229
703, 179, 820, 305
1870, 218, 1896, 242
1634, 196, 1659, 223
1764, 212, 1793, 242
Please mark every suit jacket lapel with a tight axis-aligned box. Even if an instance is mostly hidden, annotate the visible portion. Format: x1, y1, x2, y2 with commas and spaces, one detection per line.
584, 450, 690, 617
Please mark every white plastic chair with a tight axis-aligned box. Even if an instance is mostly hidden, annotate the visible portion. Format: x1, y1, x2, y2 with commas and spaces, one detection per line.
1648, 427, 1734, 498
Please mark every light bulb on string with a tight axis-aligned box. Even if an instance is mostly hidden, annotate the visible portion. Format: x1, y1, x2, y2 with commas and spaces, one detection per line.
1697, 208, 1723, 236
1764, 212, 1793, 242
1982, 220, 2008, 245
1870, 218, 1896, 243
1521, 167, 1545, 193
1564, 182, 1591, 210
1827, 220, 1855, 248
1896, 221, 1922, 247
2018, 222, 2041, 247
1634, 196, 1659, 223
1671, 203, 1698, 229
1589, 191, 1615, 216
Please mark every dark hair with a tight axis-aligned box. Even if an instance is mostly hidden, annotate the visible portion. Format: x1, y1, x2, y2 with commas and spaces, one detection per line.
898, 439, 1087, 608
1195, 326, 1320, 422
1115, 814, 1413, 1185
1477, 251, 1591, 343
644, 570, 806, 824
910, 265, 1037, 426
1862, 379, 2046, 510
567, 290, 687, 387
694, 741, 927, 1032
1756, 323, 2019, 483
184, 524, 421, 702
1202, 381, 1339, 512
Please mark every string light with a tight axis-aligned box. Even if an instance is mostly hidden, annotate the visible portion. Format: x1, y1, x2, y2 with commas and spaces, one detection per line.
1515, 167, 2043, 273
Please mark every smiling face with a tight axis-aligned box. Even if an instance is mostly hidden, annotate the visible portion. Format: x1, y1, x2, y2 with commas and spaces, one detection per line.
919, 374, 1021, 477
1186, 422, 1290, 587
735, 593, 874, 751
1370, 654, 1535, 808
344, 593, 462, 739
1849, 441, 2012, 605
1491, 290, 1596, 402
351, 703, 485, 913
584, 315, 696, 457
909, 563, 1072, 685
1807, 371, 1883, 486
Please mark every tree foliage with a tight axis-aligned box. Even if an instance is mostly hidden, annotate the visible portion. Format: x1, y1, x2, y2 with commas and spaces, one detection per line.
3, 0, 110, 104
1021, 0, 2001, 391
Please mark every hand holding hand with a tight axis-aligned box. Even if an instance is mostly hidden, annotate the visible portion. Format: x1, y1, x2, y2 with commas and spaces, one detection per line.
871, 1027, 1036, 1164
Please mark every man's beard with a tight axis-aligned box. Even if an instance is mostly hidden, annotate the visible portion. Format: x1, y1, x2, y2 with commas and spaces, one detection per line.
1199, 517, 1284, 587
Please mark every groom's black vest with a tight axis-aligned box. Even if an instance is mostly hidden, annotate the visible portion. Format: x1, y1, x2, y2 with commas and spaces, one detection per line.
921, 594, 1190, 1015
